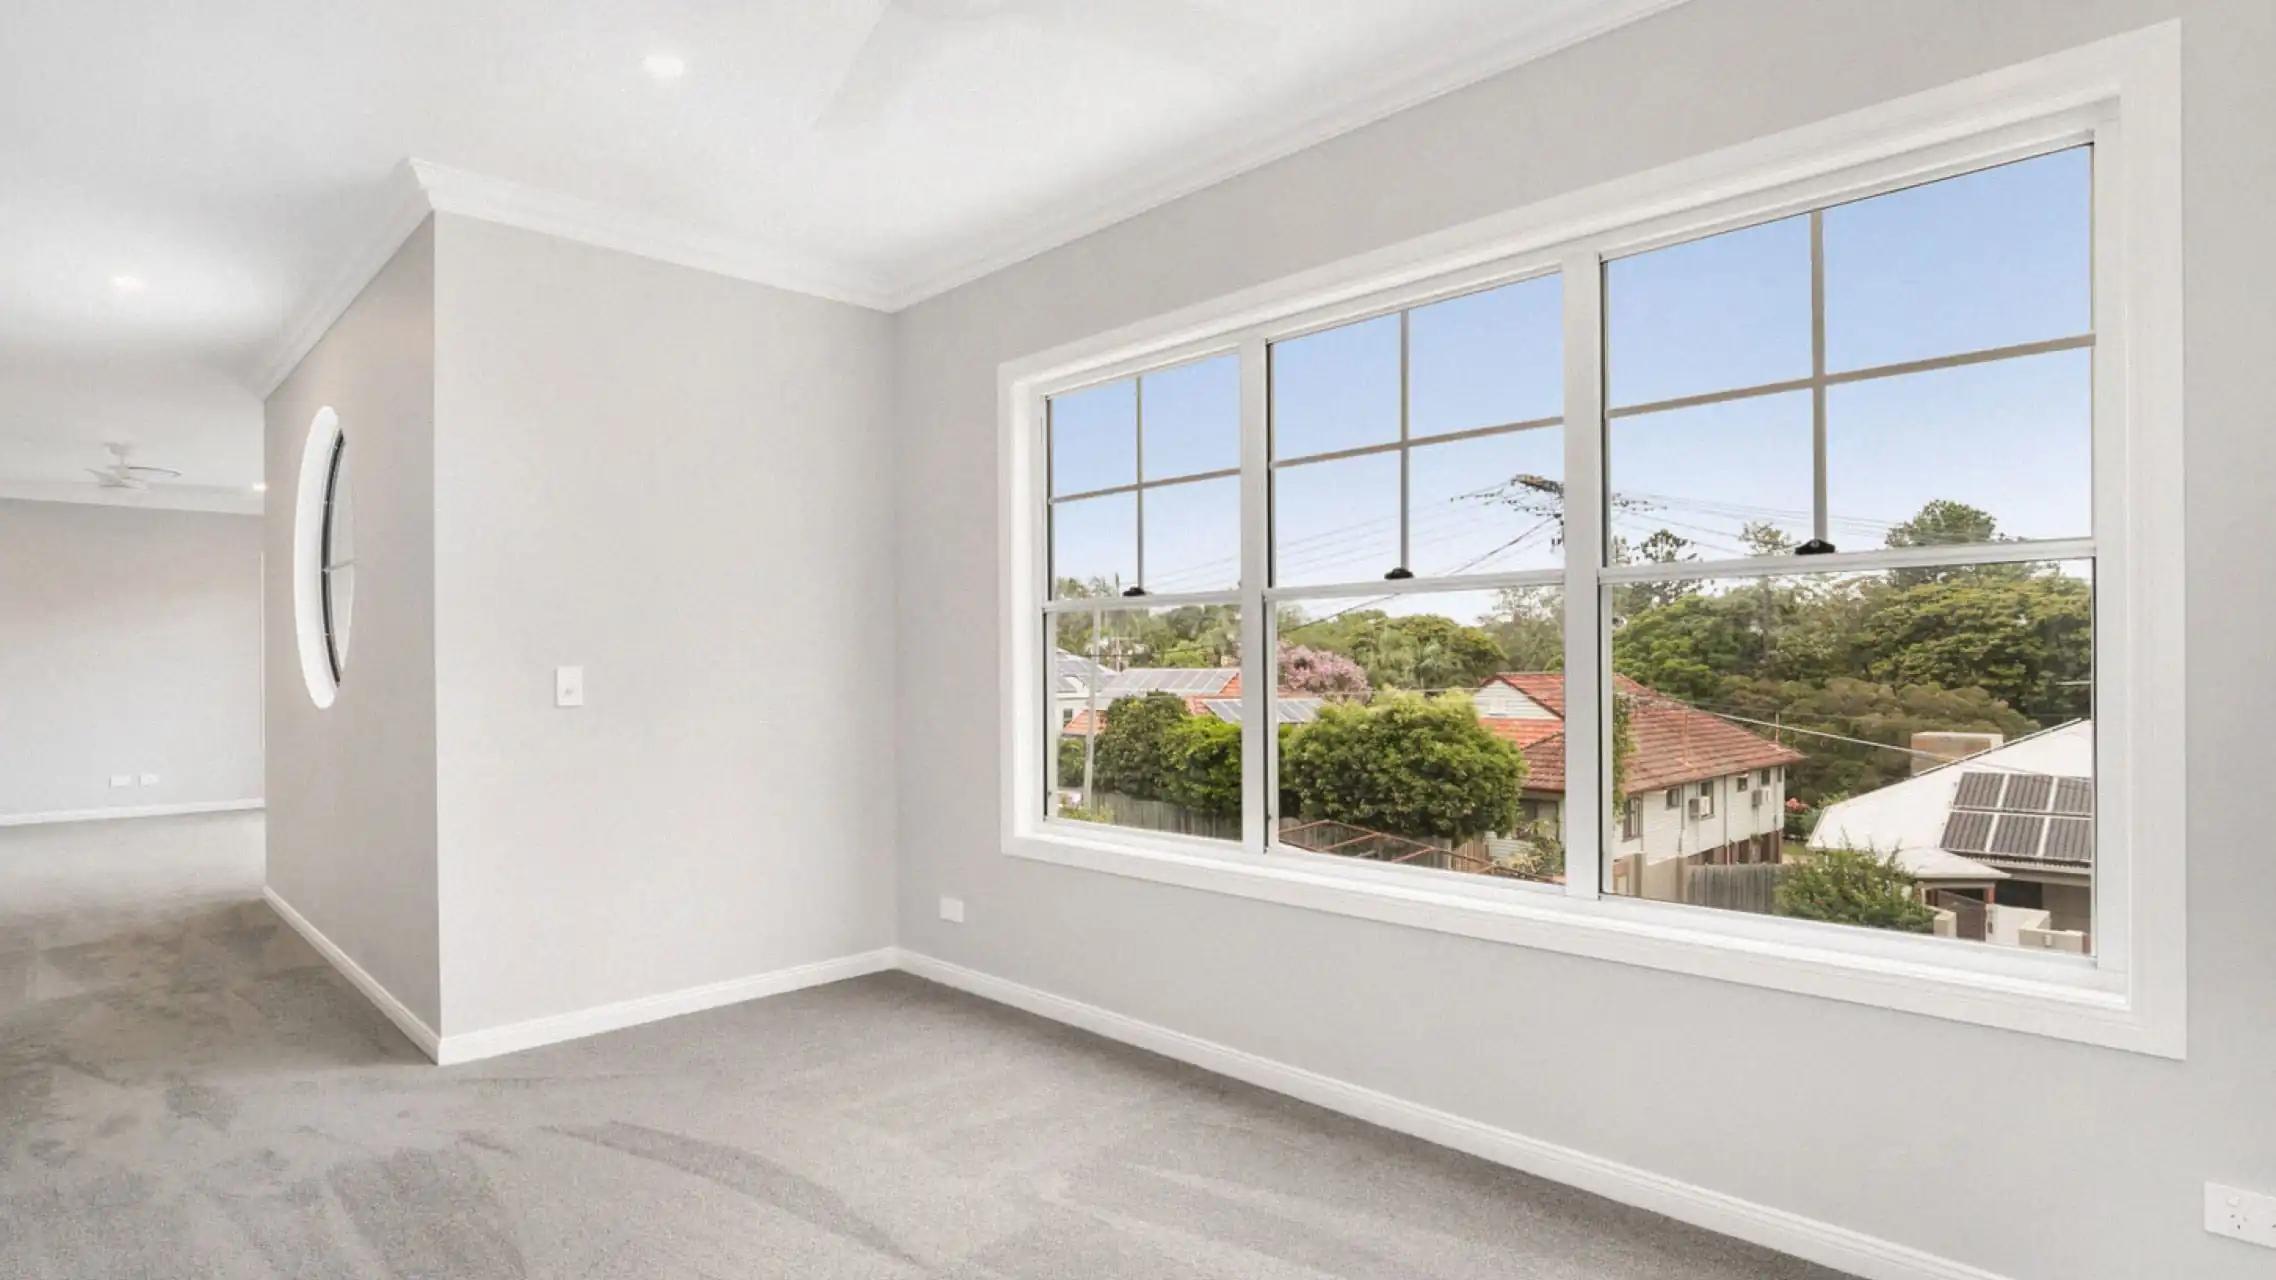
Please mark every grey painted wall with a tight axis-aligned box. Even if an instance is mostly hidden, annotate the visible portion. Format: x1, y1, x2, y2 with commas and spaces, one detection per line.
889, 2, 2276, 1277
430, 217, 898, 1035
0, 499, 262, 819
264, 217, 441, 1030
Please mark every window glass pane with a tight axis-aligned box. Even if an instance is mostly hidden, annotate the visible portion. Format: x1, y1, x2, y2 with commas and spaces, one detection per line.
1142, 475, 1241, 594
1603, 562, 2094, 953
1409, 275, 1562, 438
1607, 390, 1814, 560
1607, 214, 1811, 409
1050, 491, 1136, 597
1275, 589, 1564, 885
1050, 379, 1136, 496
1406, 428, 1563, 577
1141, 354, 1239, 480
1271, 313, 1399, 460
1825, 147, 2091, 372
1050, 603, 1243, 842
1272, 452, 1400, 586
1827, 348, 2091, 549
323, 441, 356, 671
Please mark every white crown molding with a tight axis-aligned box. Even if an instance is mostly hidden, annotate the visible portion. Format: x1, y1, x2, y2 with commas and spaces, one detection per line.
248, 0, 1688, 384
0, 480, 263, 515
408, 160, 900, 313
251, 161, 434, 398
876, 0, 1697, 309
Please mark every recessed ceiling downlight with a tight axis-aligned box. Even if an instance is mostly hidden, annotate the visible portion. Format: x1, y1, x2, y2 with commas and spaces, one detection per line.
642, 52, 686, 79
293, 407, 353, 709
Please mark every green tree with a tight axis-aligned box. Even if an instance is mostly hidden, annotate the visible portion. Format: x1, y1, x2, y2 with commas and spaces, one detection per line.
1091, 693, 1190, 799
1739, 521, 1796, 556
1885, 498, 2000, 551
1774, 847, 1936, 933
1056, 735, 1086, 789
1285, 611, 1506, 693
1611, 591, 1774, 703
1849, 572, 2093, 721
1882, 500, 2023, 587
1714, 676, 2038, 806
1160, 716, 1243, 817
1279, 693, 1524, 841
1485, 585, 1564, 673
1392, 615, 1508, 692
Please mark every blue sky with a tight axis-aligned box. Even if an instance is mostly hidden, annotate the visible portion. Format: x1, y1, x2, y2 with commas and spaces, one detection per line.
1050, 146, 2093, 627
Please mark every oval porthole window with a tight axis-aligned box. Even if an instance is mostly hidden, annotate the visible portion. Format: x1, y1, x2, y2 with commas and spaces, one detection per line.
293, 407, 354, 708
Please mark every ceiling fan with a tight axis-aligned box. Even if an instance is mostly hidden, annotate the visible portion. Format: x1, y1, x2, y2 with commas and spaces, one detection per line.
85, 442, 182, 491
817, 0, 1252, 131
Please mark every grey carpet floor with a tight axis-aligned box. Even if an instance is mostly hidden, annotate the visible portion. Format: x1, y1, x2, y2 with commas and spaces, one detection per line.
1, 813, 1851, 1279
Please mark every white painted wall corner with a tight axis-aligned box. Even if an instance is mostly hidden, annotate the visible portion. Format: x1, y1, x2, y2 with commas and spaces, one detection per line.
263, 885, 443, 1060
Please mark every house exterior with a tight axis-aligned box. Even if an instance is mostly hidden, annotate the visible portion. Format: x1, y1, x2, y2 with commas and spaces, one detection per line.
1052, 649, 1115, 727
1055, 658, 1321, 734
1809, 721, 2094, 947
1474, 673, 1807, 894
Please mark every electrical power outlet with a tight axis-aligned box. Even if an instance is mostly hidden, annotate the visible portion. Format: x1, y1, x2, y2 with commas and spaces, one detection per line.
2205, 1183, 2276, 1250
939, 896, 965, 924
139, 773, 159, 786
109, 774, 133, 788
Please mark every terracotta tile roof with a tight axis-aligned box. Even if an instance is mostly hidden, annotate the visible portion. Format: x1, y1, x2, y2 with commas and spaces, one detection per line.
1484, 719, 1567, 793
1621, 691, 1806, 792
1478, 673, 1805, 796
1062, 685, 1295, 737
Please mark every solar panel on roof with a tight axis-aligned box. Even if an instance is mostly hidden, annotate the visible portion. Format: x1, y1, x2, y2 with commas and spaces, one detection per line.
1941, 810, 1994, 854
2052, 776, 2093, 815
1953, 772, 2005, 809
2043, 816, 2094, 863
1990, 814, 2047, 857
2003, 774, 2055, 813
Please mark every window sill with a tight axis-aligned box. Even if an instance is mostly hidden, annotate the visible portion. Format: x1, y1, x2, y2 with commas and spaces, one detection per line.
1008, 822, 2180, 1059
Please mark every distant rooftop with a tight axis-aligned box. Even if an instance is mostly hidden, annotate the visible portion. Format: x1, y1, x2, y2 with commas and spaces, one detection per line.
1809, 721, 2093, 881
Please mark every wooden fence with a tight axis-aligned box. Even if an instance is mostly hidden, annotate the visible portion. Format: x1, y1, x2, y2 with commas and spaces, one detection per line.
1681, 863, 1790, 916
1089, 793, 1243, 841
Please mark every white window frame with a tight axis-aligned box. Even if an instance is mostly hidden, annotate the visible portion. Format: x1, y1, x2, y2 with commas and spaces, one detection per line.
996, 26, 2183, 1057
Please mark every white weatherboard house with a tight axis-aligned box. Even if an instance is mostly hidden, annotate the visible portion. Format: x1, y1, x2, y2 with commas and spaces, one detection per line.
1475, 674, 1804, 896
1810, 721, 2095, 948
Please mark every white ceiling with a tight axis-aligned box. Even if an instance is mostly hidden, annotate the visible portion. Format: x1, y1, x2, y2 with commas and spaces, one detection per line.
0, 0, 1681, 505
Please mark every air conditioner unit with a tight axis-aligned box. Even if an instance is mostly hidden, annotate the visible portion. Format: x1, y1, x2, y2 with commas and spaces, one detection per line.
1750, 789, 1765, 809
1686, 797, 1711, 819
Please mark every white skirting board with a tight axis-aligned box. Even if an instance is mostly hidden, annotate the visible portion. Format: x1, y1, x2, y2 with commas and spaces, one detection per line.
263, 886, 443, 1060
0, 799, 263, 828
894, 950, 2015, 1280
265, 881, 898, 1067
433, 948, 900, 1065
252, 904, 2007, 1280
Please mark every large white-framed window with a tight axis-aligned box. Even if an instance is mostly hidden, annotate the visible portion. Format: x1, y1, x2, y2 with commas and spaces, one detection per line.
998, 27, 2182, 1056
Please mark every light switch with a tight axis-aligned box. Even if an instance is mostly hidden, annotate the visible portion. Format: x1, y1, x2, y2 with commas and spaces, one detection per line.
109, 774, 133, 788
555, 666, 585, 708
139, 773, 159, 786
